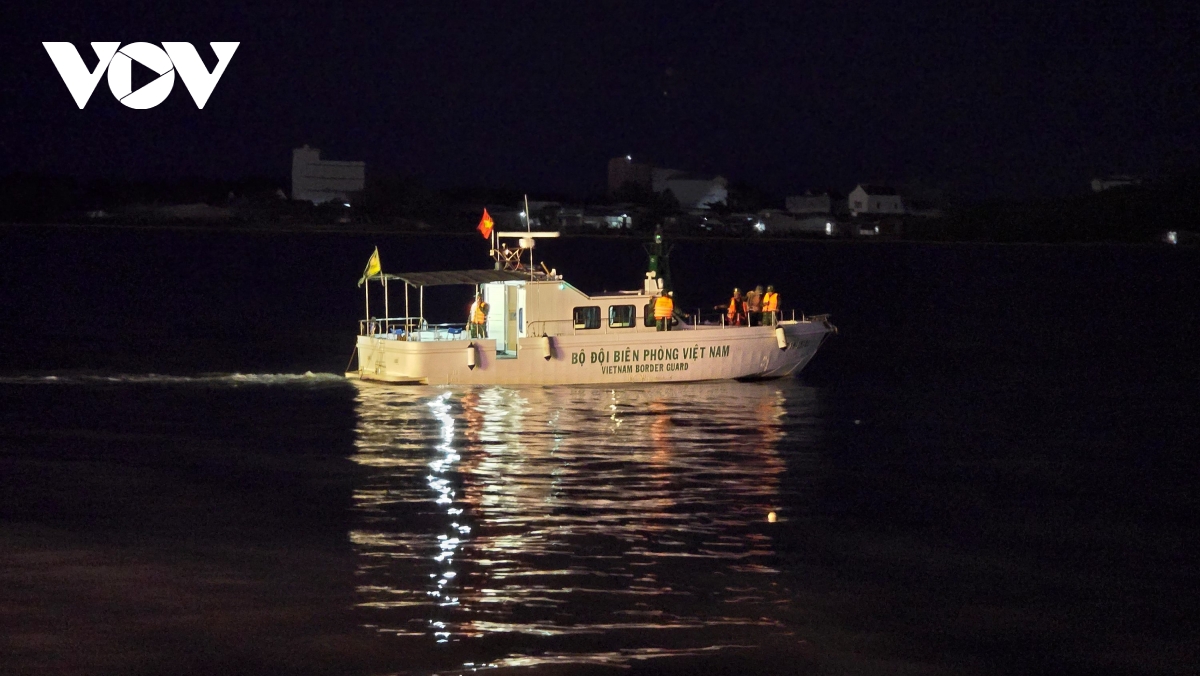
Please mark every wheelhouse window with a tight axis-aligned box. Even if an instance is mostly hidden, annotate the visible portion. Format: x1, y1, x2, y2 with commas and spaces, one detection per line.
644, 302, 655, 327
573, 306, 601, 330
609, 304, 635, 328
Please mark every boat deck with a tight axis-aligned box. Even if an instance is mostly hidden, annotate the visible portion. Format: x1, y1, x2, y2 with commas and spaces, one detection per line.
361, 314, 828, 343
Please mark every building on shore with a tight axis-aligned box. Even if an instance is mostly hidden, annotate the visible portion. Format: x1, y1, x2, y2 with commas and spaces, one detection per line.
606, 156, 727, 210
557, 206, 634, 230
849, 184, 904, 216
607, 156, 654, 194
652, 168, 728, 210
756, 209, 839, 236
291, 145, 365, 204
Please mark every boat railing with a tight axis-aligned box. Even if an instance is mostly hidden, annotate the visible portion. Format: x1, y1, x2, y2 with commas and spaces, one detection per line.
527, 309, 798, 336
364, 309, 818, 342
360, 316, 422, 336
360, 318, 470, 342
694, 308, 812, 325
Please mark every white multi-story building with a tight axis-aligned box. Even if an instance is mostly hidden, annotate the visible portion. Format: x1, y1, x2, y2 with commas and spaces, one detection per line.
651, 168, 728, 210
849, 184, 904, 215
291, 145, 365, 204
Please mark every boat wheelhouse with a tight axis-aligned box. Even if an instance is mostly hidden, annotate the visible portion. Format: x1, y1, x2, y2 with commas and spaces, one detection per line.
346, 233, 834, 386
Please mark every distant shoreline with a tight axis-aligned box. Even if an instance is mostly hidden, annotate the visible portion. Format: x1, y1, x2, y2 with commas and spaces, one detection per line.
4, 170, 1197, 245
3, 220, 1185, 248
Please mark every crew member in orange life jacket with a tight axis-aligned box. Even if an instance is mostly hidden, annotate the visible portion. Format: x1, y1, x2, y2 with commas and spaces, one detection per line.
761, 285, 779, 326
469, 293, 489, 338
722, 288, 747, 326
654, 291, 674, 331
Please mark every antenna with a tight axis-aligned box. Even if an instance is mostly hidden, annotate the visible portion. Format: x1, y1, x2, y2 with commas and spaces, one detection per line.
524, 194, 533, 281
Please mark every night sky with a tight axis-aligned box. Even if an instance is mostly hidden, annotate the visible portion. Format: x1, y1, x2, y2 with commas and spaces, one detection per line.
3, 1, 1196, 199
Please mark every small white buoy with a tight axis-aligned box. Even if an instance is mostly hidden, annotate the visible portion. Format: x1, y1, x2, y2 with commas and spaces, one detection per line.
767, 511, 777, 523
775, 327, 787, 350
540, 335, 553, 361
466, 343, 476, 370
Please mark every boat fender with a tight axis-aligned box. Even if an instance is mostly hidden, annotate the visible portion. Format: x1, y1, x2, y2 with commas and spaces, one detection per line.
540, 336, 553, 361
466, 343, 477, 370
775, 327, 788, 350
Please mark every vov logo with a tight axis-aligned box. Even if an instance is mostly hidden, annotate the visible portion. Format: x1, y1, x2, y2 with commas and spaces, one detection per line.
43, 42, 239, 109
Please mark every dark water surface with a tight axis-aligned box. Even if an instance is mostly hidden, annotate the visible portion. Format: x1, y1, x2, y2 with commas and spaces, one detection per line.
1, 226, 1197, 675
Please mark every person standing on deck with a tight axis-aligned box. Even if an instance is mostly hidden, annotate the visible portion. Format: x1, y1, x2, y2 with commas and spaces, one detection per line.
721, 288, 747, 326
746, 285, 764, 326
761, 285, 779, 326
469, 293, 490, 338
654, 291, 674, 331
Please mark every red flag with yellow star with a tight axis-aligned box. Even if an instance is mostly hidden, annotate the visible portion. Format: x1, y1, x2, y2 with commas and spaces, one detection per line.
477, 209, 494, 239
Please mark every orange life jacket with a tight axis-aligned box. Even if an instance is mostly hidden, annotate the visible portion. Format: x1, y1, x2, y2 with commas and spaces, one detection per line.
762, 292, 779, 312
727, 296, 745, 323
471, 300, 488, 324
654, 295, 674, 319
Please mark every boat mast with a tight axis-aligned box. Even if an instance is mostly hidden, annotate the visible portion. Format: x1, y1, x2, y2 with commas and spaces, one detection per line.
524, 194, 533, 282
525, 194, 532, 354
645, 227, 673, 293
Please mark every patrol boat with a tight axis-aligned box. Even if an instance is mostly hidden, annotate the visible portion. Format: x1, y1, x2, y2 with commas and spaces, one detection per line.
345, 232, 835, 386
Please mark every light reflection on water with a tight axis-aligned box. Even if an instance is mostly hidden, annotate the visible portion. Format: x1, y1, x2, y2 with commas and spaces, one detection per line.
349, 381, 821, 670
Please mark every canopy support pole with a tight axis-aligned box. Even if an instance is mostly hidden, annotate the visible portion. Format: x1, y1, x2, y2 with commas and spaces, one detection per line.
405, 282, 411, 335
420, 285, 424, 330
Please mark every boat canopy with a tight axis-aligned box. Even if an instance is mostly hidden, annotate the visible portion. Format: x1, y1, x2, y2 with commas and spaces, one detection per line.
379, 269, 530, 287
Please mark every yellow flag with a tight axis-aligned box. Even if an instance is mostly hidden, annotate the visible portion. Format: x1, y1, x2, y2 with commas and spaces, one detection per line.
357, 247, 381, 287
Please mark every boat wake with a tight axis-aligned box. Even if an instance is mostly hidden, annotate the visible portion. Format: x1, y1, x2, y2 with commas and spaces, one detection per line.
0, 371, 349, 387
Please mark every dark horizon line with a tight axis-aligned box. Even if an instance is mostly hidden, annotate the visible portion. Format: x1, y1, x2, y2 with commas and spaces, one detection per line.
7, 169, 1193, 207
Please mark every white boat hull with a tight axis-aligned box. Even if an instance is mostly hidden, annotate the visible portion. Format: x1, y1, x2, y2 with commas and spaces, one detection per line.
348, 319, 833, 386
